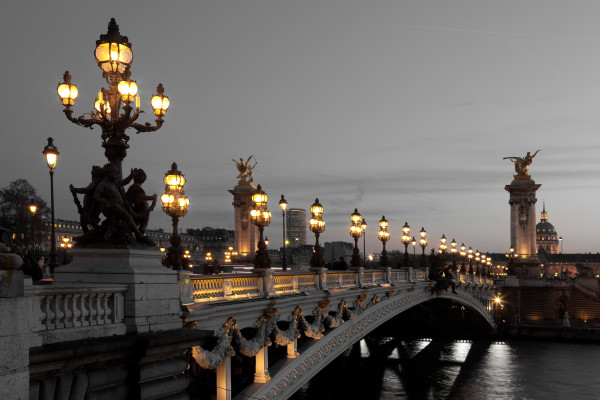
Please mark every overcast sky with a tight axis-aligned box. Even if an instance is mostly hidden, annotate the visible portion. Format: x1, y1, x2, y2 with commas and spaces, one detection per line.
2, 1, 600, 254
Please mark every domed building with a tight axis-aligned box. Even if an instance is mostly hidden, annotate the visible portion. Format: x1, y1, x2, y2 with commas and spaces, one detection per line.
536, 203, 559, 254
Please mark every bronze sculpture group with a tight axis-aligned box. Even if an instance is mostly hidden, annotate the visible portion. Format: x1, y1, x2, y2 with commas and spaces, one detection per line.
70, 164, 156, 246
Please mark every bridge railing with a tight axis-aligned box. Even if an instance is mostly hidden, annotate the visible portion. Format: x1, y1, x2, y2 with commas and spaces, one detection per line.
187, 267, 493, 303
25, 283, 127, 345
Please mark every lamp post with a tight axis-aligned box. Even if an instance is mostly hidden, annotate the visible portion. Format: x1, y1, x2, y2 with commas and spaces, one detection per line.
506, 246, 517, 275
251, 185, 271, 269
42, 137, 59, 276
450, 239, 458, 271
459, 243, 466, 273
439, 234, 447, 261
56, 19, 169, 181
160, 163, 189, 270
309, 199, 326, 268
419, 228, 428, 268
361, 218, 367, 268
411, 237, 417, 259
60, 237, 72, 265
467, 247, 474, 274
401, 222, 411, 268
378, 216, 390, 268
349, 209, 363, 268
28, 201, 38, 256
279, 195, 288, 269
474, 250, 481, 275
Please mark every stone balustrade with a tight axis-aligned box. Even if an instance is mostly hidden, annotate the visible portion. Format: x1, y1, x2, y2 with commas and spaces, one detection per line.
188, 267, 494, 303
25, 283, 128, 345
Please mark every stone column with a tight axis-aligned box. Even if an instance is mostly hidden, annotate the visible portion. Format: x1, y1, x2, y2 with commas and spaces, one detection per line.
505, 179, 541, 276
229, 184, 258, 261
287, 339, 299, 358
216, 357, 232, 400
254, 346, 270, 383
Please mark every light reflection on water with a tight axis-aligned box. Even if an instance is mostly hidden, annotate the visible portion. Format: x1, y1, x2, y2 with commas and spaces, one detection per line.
291, 339, 600, 400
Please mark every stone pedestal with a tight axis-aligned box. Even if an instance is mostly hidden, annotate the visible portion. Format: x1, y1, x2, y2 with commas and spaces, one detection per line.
229, 184, 258, 260
0, 253, 41, 399
54, 248, 182, 333
505, 179, 541, 276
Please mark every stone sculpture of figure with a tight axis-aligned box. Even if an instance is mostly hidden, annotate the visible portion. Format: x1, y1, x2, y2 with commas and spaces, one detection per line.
503, 150, 540, 179
93, 163, 153, 245
70, 165, 103, 234
232, 155, 257, 184
125, 168, 157, 234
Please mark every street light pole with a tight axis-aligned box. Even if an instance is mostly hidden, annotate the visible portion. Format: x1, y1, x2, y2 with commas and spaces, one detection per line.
419, 228, 428, 268
160, 163, 190, 270
401, 222, 411, 268
378, 216, 390, 268
279, 195, 288, 270
309, 199, 325, 268
361, 218, 367, 268
43, 137, 59, 276
349, 209, 362, 269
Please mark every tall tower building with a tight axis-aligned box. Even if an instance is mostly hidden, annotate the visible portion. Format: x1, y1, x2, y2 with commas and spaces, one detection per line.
286, 209, 306, 247
536, 202, 559, 254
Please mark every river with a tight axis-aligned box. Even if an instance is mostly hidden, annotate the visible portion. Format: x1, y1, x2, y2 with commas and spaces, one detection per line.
290, 338, 600, 400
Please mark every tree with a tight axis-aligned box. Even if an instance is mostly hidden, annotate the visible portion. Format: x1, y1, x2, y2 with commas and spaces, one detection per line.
0, 179, 49, 255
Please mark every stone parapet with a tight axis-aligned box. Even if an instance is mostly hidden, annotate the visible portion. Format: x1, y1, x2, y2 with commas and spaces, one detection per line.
54, 248, 182, 333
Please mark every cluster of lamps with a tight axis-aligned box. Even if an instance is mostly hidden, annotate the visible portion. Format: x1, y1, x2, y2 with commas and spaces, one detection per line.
309, 199, 325, 268
56, 19, 169, 181
250, 185, 271, 268
349, 209, 364, 268
160, 163, 190, 270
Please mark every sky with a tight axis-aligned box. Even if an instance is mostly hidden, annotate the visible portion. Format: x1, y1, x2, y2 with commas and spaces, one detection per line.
2, 0, 600, 254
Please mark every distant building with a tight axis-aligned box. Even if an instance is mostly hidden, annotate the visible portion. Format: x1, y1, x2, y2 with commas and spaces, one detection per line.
536, 203, 559, 254
323, 241, 354, 264
286, 208, 306, 247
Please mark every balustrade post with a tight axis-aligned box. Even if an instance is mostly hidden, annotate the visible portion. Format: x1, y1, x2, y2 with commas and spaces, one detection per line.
407, 267, 413, 283
287, 339, 300, 359
357, 267, 364, 288
254, 346, 270, 383
424, 267, 429, 281
216, 356, 232, 400
178, 270, 194, 305
384, 267, 392, 283
310, 267, 328, 290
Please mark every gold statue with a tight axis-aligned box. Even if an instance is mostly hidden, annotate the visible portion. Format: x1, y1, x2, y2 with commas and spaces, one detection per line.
232, 155, 257, 185
503, 150, 540, 180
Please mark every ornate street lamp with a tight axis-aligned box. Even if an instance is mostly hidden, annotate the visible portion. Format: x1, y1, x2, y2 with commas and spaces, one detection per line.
160, 163, 189, 270
411, 237, 417, 259
251, 185, 271, 269
42, 137, 59, 276
419, 227, 428, 268
506, 246, 517, 275
459, 243, 466, 273
474, 250, 481, 275
56, 18, 169, 181
439, 234, 447, 260
401, 222, 411, 268
450, 238, 458, 271
265, 237, 269, 247
309, 199, 326, 268
378, 216, 390, 268
361, 218, 367, 268
467, 247, 474, 274
279, 195, 288, 269
349, 209, 363, 268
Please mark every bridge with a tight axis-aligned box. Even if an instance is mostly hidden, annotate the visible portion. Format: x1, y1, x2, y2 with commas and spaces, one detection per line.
10, 256, 494, 400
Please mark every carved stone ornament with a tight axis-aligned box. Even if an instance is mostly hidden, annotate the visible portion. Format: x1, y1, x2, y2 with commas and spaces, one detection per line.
190, 318, 236, 369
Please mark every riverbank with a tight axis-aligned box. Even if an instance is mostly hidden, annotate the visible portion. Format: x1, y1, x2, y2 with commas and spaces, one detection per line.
498, 324, 600, 343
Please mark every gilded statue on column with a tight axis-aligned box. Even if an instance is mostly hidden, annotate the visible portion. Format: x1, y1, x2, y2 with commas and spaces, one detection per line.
503, 150, 540, 180
232, 155, 257, 186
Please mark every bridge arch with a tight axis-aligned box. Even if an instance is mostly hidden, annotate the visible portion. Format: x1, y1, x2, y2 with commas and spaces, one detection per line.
236, 283, 494, 400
